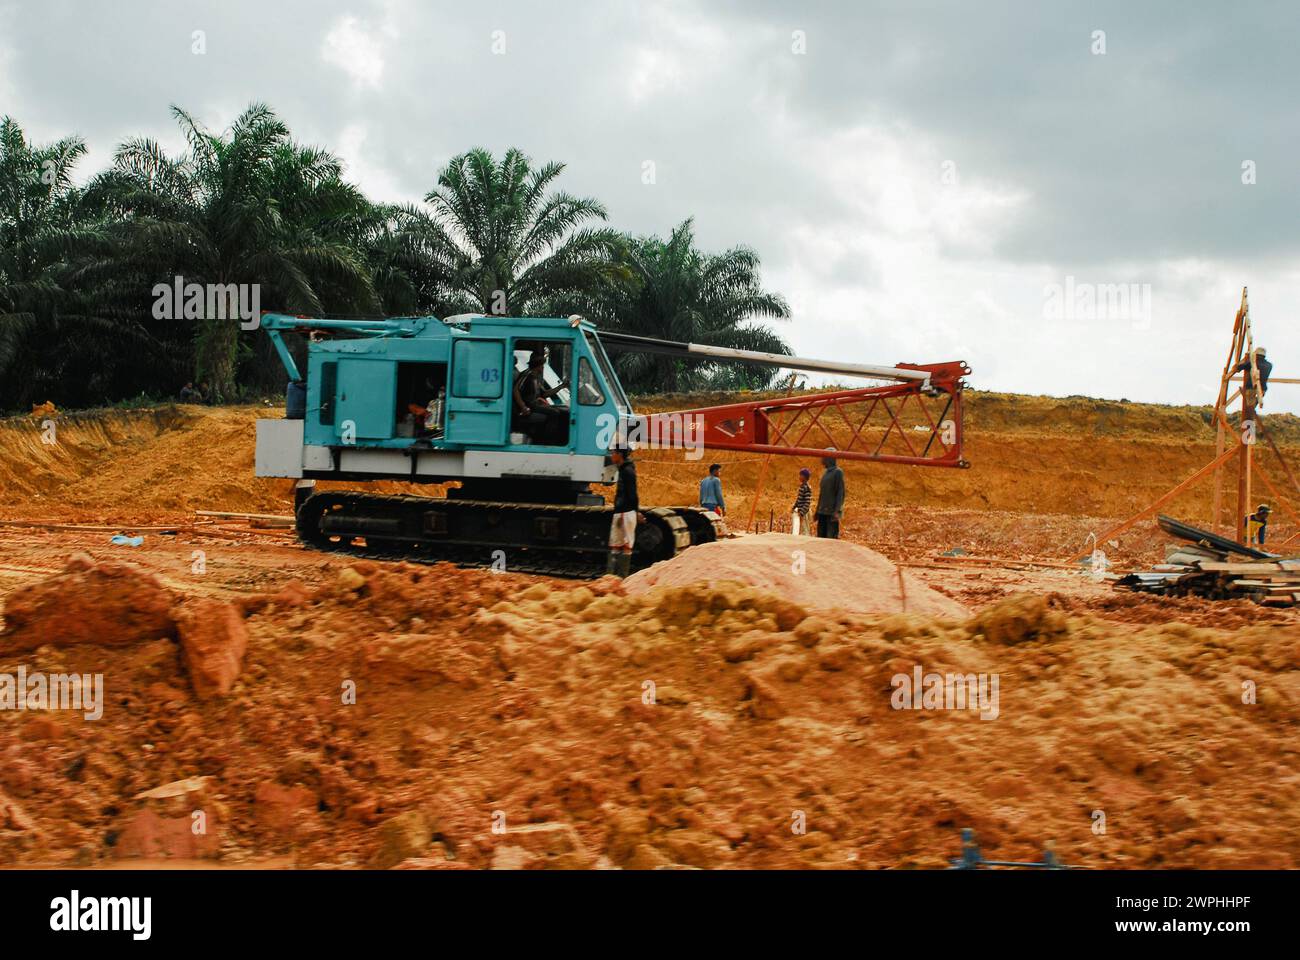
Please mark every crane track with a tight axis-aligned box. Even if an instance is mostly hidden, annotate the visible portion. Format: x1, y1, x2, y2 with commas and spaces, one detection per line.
295, 491, 723, 579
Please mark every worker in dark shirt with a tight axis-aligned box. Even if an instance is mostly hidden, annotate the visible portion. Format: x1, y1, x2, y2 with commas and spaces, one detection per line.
1246, 503, 1271, 546
607, 445, 639, 577
699, 463, 725, 515
815, 452, 846, 539
1234, 346, 1273, 410
513, 349, 568, 443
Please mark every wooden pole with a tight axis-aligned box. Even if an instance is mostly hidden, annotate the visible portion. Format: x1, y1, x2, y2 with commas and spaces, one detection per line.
1237, 320, 1259, 544
1214, 288, 1248, 534
195, 510, 295, 524
1213, 418, 1225, 530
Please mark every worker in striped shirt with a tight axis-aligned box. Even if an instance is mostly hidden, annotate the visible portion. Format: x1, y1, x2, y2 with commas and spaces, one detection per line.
791, 467, 813, 535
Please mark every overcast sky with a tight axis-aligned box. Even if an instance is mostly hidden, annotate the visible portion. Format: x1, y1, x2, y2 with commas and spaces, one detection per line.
4, 0, 1298, 411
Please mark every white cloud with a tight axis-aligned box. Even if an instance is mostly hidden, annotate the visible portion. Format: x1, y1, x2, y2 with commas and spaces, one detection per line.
622, 4, 733, 105
321, 14, 397, 90
0, 6, 17, 112
335, 123, 419, 205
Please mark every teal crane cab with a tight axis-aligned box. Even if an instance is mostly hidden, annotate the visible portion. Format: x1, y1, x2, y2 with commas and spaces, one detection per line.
257, 313, 633, 490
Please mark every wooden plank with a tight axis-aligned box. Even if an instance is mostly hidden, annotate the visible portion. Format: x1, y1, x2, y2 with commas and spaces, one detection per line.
1198, 562, 1283, 573
0, 519, 209, 533
196, 510, 294, 522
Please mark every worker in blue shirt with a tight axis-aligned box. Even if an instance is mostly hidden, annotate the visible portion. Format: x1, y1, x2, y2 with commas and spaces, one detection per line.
700, 463, 725, 515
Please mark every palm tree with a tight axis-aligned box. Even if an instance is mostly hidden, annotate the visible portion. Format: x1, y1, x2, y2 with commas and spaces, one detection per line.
405, 147, 622, 316
351, 202, 448, 316
594, 219, 792, 393
0, 118, 169, 409
83, 103, 379, 400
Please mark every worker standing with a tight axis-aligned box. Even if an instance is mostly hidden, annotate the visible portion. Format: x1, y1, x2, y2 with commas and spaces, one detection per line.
607, 445, 639, 577
1246, 503, 1272, 546
814, 451, 845, 539
791, 467, 813, 535
700, 463, 726, 515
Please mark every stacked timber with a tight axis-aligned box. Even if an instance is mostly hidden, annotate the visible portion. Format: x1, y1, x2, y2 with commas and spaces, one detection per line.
1115, 514, 1300, 606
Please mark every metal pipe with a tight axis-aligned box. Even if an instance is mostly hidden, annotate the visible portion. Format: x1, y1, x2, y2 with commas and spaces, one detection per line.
261, 313, 422, 334
597, 331, 930, 383
261, 313, 430, 382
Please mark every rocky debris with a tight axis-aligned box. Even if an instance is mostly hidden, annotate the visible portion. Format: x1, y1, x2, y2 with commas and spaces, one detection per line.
112, 808, 221, 859
337, 567, 367, 592
21, 715, 64, 740
135, 776, 212, 800
486, 822, 596, 870
176, 599, 249, 699
0, 554, 175, 652
111, 776, 222, 860
968, 593, 1069, 644
372, 811, 432, 869
253, 782, 319, 837
0, 789, 37, 831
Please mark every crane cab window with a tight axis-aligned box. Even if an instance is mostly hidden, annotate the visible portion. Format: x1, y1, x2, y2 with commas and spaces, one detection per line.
511, 340, 571, 446
576, 357, 604, 405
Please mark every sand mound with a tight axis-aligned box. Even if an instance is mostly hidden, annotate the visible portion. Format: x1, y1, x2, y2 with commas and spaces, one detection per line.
624, 533, 967, 618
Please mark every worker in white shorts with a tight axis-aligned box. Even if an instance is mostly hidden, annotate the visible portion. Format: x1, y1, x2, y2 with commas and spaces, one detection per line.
607, 445, 638, 577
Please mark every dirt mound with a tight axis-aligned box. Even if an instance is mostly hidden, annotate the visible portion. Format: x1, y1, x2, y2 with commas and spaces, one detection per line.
0, 554, 255, 701
968, 594, 1070, 645
0, 553, 176, 651
624, 534, 968, 618
1, 559, 1296, 868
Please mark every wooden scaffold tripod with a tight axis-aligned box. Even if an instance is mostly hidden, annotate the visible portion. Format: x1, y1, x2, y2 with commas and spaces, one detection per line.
1074, 287, 1300, 558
